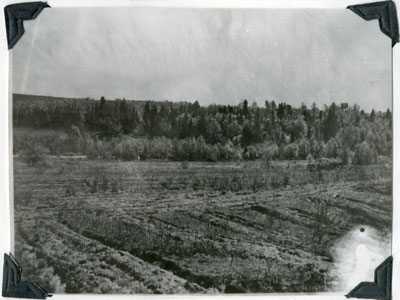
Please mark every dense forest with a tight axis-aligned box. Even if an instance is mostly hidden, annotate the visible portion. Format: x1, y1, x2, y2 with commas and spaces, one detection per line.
13, 94, 392, 164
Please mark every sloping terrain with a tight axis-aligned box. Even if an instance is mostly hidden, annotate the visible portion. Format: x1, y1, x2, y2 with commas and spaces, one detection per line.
13, 158, 392, 293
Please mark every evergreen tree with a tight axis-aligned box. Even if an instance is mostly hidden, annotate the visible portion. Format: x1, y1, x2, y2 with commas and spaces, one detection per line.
322, 103, 338, 142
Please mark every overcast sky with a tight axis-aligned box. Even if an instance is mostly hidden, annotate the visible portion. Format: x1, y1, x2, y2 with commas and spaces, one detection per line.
13, 7, 392, 111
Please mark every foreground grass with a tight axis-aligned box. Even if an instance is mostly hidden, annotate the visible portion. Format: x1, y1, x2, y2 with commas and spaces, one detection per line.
13, 158, 392, 293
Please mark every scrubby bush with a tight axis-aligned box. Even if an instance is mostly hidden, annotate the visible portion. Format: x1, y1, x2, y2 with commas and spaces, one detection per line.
270, 175, 281, 188
310, 139, 325, 159
243, 146, 258, 160
283, 174, 290, 187
22, 142, 49, 167
283, 144, 298, 160
338, 149, 349, 165
324, 138, 339, 158
259, 142, 279, 165
352, 141, 377, 165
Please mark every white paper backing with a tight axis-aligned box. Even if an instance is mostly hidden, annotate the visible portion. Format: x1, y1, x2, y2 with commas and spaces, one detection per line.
0, 1, 398, 300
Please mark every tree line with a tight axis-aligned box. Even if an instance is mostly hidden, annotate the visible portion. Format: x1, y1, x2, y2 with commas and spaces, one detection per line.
13, 94, 392, 164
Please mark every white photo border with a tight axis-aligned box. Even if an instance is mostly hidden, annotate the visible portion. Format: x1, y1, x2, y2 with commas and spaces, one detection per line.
0, 1, 398, 299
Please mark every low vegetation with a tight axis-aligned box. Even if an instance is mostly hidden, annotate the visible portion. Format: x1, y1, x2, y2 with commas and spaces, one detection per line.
14, 157, 392, 293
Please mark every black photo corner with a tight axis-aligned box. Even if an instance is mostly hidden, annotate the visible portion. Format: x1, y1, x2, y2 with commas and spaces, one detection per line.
4, 1, 49, 49
2, 253, 50, 299
1, 0, 398, 299
348, 1, 399, 46
346, 256, 393, 300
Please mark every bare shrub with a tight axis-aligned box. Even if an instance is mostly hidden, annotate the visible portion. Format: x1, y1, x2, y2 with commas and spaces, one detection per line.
65, 186, 77, 197
181, 161, 189, 170
160, 177, 173, 189
84, 177, 98, 194
101, 176, 109, 192
191, 176, 202, 191
111, 178, 119, 193
22, 142, 48, 167
283, 174, 290, 187
270, 175, 281, 188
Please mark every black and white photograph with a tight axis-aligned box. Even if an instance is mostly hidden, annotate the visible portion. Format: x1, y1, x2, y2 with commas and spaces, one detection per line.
10, 6, 393, 294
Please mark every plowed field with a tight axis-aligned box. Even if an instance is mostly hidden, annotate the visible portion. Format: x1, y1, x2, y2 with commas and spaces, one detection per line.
13, 157, 392, 293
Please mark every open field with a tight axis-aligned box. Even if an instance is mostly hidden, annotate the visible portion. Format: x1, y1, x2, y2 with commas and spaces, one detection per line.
13, 157, 392, 293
